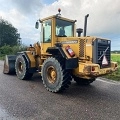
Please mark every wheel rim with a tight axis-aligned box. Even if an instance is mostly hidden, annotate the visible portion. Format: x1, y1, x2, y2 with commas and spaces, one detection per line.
47, 66, 57, 84
18, 61, 23, 73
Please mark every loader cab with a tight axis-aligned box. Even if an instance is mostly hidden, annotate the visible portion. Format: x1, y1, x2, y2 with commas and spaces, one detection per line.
36, 12, 76, 53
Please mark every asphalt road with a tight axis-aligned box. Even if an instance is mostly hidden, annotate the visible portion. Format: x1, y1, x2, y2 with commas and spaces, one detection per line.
0, 60, 120, 120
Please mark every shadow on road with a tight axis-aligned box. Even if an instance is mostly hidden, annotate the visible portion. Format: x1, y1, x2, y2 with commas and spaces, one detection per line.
30, 73, 120, 102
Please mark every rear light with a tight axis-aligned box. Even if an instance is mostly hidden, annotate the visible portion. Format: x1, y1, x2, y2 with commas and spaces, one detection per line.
91, 66, 95, 71
115, 64, 118, 68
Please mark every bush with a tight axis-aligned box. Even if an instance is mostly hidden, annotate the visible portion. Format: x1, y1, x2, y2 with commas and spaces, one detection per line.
0, 45, 27, 60
12, 45, 27, 54
0, 45, 12, 55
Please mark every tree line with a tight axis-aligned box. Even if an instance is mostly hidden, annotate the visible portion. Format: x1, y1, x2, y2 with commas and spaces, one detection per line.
0, 18, 21, 47
111, 51, 120, 54
0, 18, 26, 59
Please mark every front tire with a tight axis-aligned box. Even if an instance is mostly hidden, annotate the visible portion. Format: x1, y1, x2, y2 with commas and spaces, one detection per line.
15, 55, 33, 80
41, 57, 72, 93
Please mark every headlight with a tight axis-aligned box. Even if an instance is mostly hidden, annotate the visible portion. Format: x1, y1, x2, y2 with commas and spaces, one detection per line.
107, 40, 111, 44
98, 39, 102, 43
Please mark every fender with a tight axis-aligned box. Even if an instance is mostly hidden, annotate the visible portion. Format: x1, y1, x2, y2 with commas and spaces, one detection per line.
46, 47, 67, 58
46, 47, 78, 69
17, 51, 37, 73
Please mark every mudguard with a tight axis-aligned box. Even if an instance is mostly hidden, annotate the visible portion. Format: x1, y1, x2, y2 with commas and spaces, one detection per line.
46, 47, 78, 69
17, 51, 37, 73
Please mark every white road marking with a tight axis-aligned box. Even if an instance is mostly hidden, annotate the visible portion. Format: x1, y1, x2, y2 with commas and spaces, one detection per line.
97, 78, 120, 85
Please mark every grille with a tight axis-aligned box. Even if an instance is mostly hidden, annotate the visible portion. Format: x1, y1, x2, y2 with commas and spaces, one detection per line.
97, 43, 111, 68
79, 39, 85, 58
93, 39, 111, 68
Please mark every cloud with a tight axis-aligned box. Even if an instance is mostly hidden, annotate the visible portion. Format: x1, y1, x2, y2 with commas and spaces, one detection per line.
0, 0, 120, 50
39, 0, 120, 50
10, 0, 43, 15
40, 0, 120, 37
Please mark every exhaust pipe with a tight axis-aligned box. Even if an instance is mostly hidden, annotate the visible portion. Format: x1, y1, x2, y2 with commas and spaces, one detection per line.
83, 14, 89, 37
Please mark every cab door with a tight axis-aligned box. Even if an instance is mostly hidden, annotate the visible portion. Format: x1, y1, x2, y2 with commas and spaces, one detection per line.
41, 19, 52, 54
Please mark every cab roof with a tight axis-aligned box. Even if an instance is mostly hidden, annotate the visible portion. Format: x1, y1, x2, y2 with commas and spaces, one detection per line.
40, 15, 76, 23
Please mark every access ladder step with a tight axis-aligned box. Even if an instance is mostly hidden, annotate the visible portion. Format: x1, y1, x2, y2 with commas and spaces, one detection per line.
41, 58, 46, 60
39, 65, 43, 67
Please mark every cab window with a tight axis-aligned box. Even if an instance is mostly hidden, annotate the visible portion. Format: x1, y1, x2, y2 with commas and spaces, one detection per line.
43, 19, 52, 43
56, 19, 74, 37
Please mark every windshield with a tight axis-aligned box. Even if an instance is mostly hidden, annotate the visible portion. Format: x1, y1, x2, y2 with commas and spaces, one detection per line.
56, 19, 74, 37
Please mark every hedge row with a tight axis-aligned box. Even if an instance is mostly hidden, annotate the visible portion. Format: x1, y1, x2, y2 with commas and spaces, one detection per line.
0, 45, 27, 60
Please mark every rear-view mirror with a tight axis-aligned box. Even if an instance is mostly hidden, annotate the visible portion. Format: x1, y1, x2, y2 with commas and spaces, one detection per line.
35, 21, 39, 29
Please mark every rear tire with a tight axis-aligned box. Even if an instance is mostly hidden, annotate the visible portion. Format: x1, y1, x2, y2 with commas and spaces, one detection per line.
73, 76, 95, 85
15, 55, 33, 80
41, 57, 72, 93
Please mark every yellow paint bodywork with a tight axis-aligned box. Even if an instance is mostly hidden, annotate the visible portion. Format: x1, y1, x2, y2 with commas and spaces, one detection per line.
25, 51, 36, 68
41, 43, 52, 54
25, 15, 118, 79
73, 62, 118, 79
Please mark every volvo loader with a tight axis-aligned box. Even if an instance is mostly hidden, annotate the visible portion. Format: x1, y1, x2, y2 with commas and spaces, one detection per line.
3, 9, 118, 92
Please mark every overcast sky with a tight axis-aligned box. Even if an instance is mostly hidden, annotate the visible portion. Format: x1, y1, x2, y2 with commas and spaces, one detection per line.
0, 0, 120, 50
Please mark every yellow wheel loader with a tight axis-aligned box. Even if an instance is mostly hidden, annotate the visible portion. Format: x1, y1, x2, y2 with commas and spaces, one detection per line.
3, 9, 118, 92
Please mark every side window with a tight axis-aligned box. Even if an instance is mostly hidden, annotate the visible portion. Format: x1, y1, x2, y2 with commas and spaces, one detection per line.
43, 19, 52, 43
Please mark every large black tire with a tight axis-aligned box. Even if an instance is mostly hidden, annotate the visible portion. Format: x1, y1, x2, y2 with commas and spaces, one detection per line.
15, 55, 33, 80
41, 57, 72, 93
73, 75, 95, 85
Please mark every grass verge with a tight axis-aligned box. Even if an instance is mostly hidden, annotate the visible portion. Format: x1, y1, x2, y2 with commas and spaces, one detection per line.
104, 54, 120, 81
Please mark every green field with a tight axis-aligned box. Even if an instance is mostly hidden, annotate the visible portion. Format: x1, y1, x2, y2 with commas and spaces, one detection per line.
104, 54, 120, 81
